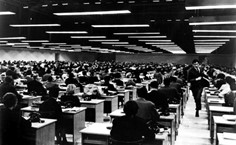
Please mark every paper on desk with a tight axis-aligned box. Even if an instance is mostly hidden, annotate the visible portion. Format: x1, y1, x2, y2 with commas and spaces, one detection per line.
62, 107, 80, 112
222, 115, 236, 121
223, 132, 236, 140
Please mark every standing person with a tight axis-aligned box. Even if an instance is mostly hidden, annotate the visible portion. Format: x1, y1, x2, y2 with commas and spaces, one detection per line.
188, 59, 204, 117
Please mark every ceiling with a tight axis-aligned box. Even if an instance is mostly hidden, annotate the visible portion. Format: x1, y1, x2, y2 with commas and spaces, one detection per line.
0, 0, 236, 54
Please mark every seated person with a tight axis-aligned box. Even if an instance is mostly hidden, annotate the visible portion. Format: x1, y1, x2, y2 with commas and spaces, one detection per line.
135, 86, 160, 123
147, 81, 169, 115
60, 84, 81, 107
27, 74, 47, 96
111, 101, 154, 142
83, 83, 102, 100
39, 87, 67, 144
45, 76, 59, 90
101, 75, 118, 94
218, 77, 231, 98
65, 73, 83, 92
0, 93, 31, 145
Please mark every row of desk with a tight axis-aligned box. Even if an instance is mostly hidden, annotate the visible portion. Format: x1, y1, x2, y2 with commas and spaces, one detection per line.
204, 87, 236, 145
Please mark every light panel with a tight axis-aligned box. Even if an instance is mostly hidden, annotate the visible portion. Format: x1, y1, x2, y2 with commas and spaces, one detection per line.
193, 30, 236, 33
0, 37, 26, 40
102, 42, 129, 44
194, 42, 225, 45
113, 32, 160, 35
190, 21, 236, 26
54, 10, 131, 16
194, 39, 230, 42
10, 24, 61, 27
0, 11, 15, 15
139, 40, 171, 42
186, 5, 236, 10
71, 36, 106, 38
194, 35, 236, 38
92, 24, 149, 28
46, 31, 87, 34
89, 39, 119, 42
22, 40, 49, 43
129, 36, 166, 38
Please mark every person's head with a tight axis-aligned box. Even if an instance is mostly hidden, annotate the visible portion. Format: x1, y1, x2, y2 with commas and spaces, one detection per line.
217, 73, 225, 80
104, 75, 111, 83
68, 73, 74, 78
47, 76, 53, 82
66, 84, 77, 94
137, 86, 147, 99
3, 92, 18, 109
123, 100, 139, 117
192, 59, 200, 69
164, 77, 171, 86
149, 81, 159, 89
4, 76, 14, 84
49, 86, 59, 98
170, 76, 177, 82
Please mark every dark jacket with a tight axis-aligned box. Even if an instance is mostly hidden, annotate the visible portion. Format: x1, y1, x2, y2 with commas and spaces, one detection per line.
0, 82, 22, 103
27, 80, 47, 95
61, 93, 81, 107
147, 89, 169, 112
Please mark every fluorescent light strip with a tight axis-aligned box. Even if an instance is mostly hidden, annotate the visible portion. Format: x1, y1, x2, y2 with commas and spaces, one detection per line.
0, 11, 15, 15
7, 43, 29, 45
146, 42, 174, 45
193, 30, 236, 33
54, 10, 131, 16
42, 43, 66, 45
0, 37, 26, 40
194, 42, 225, 45
89, 39, 119, 42
22, 40, 49, 43
153, 45, 178, 47
194, 39, 230, 42
10, 24, 61, 27
113, 45, 136, 47
0, 41, 8, 43
186, 5, 236, 10
194, 36, 236, 38
102, 42, 129, 44
129, 36, 166, 38
190, 21, 236, 26
71, 36, 106, 38
46, 31, 87, 34
139, 40, 171, 42
114, 32, 160, 35
92, 24, 149, 28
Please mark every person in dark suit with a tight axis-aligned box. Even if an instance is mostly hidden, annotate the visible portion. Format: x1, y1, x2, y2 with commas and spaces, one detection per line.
65, 73, 83, 92
0, 92, 31, 145
27, 75, 47, 96
110, 100, 154, 142
39, 87, 67, 144
60, 84, 81, 107
188, 59, 203, 117
135, 86, 160, 123
146, 81, 169, 115
0, 76, 22, 105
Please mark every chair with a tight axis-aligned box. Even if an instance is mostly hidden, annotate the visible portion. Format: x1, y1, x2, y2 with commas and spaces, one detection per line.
109, 138, 143, 145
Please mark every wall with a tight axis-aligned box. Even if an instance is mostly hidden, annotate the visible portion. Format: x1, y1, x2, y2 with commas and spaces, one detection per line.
0, 48, 55, 61
116, 53, 236, 67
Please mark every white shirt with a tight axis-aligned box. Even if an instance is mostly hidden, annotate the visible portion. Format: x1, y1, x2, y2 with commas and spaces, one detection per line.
218, 83, 231, 97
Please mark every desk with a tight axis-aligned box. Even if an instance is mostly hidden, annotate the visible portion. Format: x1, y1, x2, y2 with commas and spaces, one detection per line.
80, 123, 169, 145
126, 86, 137, 100
209, 106, 234, 142
217, 133, 236, 145
117, 90, 129, 107
80, 99, 104, 122
100, 95, 118, 113
213, 116, 236, 145
22, 95, 42, 106
109, 109, 175, 145
21, 106, 86, 145
30, 118, 56, 145
169, 104, 181, 129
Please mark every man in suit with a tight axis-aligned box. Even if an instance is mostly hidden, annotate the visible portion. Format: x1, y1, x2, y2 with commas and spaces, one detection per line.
188, 59, 203, 117
27, 75, 47, 96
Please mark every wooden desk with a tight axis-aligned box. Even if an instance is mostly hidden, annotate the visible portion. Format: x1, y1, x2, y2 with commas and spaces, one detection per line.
22, 95, 42, 106
21, 106, 86, 145
100, 95, 118, 113
30, 118, 56, 145
117, 90, 129, 107
126, 86, 137, 100
217, 133, 236, 145
80, 123, 169, 145
213, 116, 236, 145
109, 109, 175, 145
209, 106, 234, 142
169, 104, 181, 129
80, 99, 104, 122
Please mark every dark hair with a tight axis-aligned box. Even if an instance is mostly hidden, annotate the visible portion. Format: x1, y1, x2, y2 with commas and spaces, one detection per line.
217, 73, 225, 79
192, 59, 199, 64
123, 101, 139, 116
164, 78, 171, 86
170, 76, 177, 82
47, 76, 53, 82
3, 92, 18, 108
49, 86, 59, 98
137, 86, 147, 99
149, 81, 159, 89
4, 76, 13, 83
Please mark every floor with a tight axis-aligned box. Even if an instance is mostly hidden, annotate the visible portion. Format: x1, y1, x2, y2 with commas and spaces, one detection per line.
65, 91, 213, 145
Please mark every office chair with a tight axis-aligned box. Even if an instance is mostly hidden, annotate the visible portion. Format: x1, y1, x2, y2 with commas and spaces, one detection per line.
109, 138, 143, 145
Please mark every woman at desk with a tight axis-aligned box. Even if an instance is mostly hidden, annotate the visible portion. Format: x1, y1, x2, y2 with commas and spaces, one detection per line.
60, 84, 81, 107
111, 101, 154, 143
1, 92, 31, 145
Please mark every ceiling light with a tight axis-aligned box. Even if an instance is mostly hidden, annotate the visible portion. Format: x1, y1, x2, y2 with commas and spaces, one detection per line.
153, 45, 178, 47
186, 5, 236, 10
21, 40, 49, 43
113, 45, 136, 47
42, 5, 48, 7
71, 36, 106, 38
190, 21, 236, 26
146, 42, 174, 44
193, 30, 236, 33
62, 3, 68, 6
54, 10, 131, 16
194, 39, 230, 42
0, 11, 15, 15
92, 24, 149, 28
139, 40, 171, 42
194, 42, 225, 45
89, 39, 119, 42
52, 4, 58, 6
194, 35, 236, 38
128, 36, 166, 38
23, 6, 29, 9
195, 45, 222, 47
10, 24, 61, 27
102, 42, 129, 44
0, 41, 8, 43
42, 43, 66, 45
114, 32, 160, 35
0, 37, 26, 40
46, 31, 87, 34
